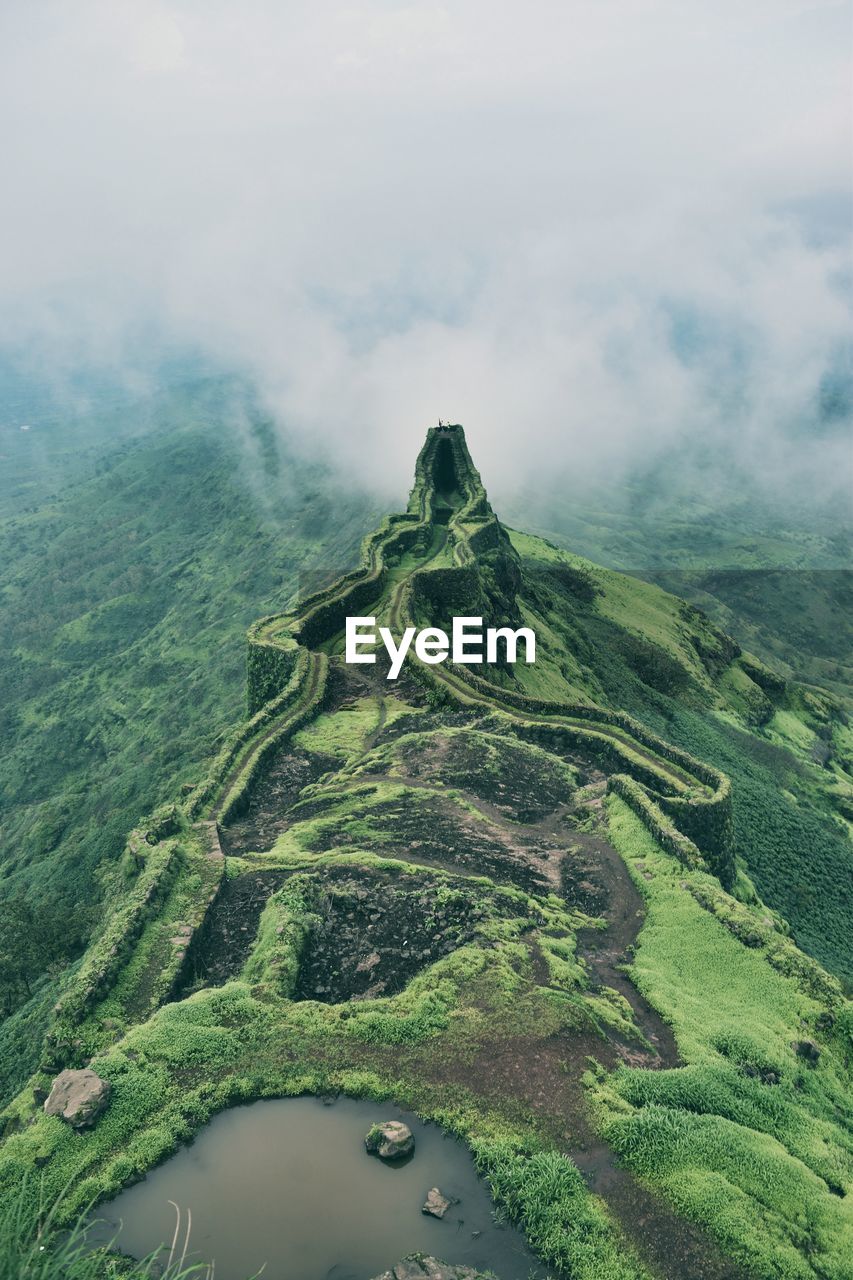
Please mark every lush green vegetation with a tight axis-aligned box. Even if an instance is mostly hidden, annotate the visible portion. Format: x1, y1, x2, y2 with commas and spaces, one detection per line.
506, 532, 853, 986
640, 570, 852, 704
0, 844, 650, 1280
598, 796, 853, 1280
1, 403, 850, 1280
0, 384, 378, 1022
509, 480, 852, 712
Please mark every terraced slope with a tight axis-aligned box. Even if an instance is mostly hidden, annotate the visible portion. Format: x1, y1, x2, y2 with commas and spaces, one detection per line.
1, 427, 850, 1280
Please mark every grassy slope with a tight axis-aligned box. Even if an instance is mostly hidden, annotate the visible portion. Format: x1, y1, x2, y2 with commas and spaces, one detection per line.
600, 795, 853, 1280
0, 398, 377, 902
639, 569, 852, 705
507, 530, 853, 988
2, 681, 849, 1280
502, 482, 852, 707
1, 827, 655, 1280
0, 392, 379, 1091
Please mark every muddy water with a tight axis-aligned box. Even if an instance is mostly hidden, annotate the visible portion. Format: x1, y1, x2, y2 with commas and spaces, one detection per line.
92, 1097, 546, 1280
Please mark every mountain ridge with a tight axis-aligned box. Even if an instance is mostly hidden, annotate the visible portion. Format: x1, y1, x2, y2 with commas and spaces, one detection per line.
1, 423, 851, 1280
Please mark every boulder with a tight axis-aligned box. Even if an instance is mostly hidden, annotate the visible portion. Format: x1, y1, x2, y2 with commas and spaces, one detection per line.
422, 1187, 452, 1219
743, 1063, 780, 1086
372, 1257, 484, 1280
794, 1038, 821, 1064
43, 1068, 112, 1130
365, 1120, 415, 1160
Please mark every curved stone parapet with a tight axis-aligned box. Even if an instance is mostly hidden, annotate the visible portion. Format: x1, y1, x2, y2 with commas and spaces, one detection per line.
241, 425, 735, 888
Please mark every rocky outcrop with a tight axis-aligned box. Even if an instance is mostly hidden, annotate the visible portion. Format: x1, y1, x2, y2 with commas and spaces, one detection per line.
43, 1068, 112, 1129
794, 1038, 821, 1064
422, 1187, 452, 1218
372, 1257, 486, 1280
364, 1120, 415, 1160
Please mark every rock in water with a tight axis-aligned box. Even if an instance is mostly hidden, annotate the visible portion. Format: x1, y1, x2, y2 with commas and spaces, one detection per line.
44, 1068, 112, 1129
422, 1187, 452, 1218
372, 1257, 485, 1280
364, 1119, 415, 1160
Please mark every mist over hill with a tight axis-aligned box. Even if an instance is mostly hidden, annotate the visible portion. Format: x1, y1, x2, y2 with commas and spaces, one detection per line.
1, 382, 850, 1053
2, 378, 848, 924
1, 1, 850, 506
0, 5, 850, 1277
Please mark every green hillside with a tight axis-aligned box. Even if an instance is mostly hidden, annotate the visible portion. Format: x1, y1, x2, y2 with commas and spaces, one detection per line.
503, 483, 852, 705
1, 424, 850, 1280
500, 534, 853, 984
0, 390, 379, 1074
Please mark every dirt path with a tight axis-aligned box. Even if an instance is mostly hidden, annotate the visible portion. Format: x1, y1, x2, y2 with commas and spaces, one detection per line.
363, 694, 389, 753
566, 821, 680, 1068
368, 782, 740, 1280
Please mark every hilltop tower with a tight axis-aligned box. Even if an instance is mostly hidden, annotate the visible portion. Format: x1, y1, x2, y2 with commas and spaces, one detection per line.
246, 424, 523, 710
404, 423, 521, 623
408, 423, 494, 524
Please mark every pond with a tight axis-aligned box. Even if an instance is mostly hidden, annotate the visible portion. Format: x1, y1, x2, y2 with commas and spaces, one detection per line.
92, 1096, 548, 1280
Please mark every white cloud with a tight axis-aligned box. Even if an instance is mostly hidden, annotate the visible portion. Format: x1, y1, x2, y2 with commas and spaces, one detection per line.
0, 0, 849, 501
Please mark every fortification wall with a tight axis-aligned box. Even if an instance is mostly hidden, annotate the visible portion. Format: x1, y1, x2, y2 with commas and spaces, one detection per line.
235, 423, 735, 892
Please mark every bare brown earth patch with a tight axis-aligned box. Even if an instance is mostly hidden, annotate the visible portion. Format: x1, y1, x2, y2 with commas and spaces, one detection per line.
220, 747, 340, 857
292, 866, 506, 1003
292, 782, 556, 895
388, 728, 580, 822
177, 869, 293, 990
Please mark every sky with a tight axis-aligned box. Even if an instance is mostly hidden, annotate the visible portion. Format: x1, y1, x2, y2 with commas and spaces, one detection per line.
0, 0, 850, 503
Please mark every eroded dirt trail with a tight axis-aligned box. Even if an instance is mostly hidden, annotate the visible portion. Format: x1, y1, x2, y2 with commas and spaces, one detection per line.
560, 818, 680, 1069
332, 767, 680, 1069
375, 782, 741, 1280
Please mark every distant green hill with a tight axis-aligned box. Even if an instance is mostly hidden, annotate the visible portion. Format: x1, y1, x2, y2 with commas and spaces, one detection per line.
502, 480, 852, 704
500, 532, 853, 985
634, 567, 852, 704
